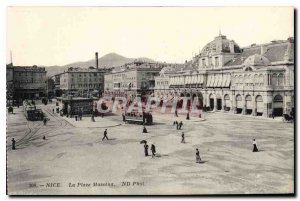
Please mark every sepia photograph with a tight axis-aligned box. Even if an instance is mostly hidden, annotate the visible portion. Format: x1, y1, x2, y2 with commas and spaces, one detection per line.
5, 6, 295, 195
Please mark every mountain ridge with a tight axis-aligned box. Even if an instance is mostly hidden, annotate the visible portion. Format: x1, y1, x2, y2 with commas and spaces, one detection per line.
45, 53, 156, 76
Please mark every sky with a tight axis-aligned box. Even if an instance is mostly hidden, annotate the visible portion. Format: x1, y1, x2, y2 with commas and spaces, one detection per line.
6, 7, 294, 66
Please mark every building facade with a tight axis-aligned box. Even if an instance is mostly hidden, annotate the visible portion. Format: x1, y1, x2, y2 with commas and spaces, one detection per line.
59, 66, 108, 97
8, 65, 47, 100
104, 61, 163, 98
155, 34, 294, 118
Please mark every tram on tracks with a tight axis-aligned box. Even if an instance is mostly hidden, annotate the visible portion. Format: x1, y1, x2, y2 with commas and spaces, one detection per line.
23, 100, 44, 121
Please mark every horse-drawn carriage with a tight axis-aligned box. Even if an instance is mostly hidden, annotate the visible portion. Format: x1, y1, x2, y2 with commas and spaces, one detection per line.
282, 114, 294, 122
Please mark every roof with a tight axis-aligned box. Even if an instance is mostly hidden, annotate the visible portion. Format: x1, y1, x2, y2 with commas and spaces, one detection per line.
200, 34, 241, 56
225, 40, 294, 66
244, 54, 270, 67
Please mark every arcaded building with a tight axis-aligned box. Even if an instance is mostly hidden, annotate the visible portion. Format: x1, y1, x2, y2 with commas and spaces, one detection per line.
155, 34, 294, 118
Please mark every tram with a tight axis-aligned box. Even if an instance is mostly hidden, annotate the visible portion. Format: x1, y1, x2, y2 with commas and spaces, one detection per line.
23, 100, 44, 121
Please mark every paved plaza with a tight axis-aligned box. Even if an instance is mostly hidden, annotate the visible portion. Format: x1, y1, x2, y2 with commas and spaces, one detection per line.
6, 101, 294, 195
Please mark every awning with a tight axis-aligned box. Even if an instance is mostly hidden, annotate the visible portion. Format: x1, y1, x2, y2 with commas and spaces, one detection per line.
216, 74, 221, 87
213, 75, 218, 87
225, 74, 231, 87
191, 75, 196, 84
185, 76, 190, 84
221, 74, 227, 86
176, 77, 180, 85
197, 75, 203, 84
211, 75, 216, 87
169, 77, 174, 85
179, 77, 184, 85
206, 75, 212, 87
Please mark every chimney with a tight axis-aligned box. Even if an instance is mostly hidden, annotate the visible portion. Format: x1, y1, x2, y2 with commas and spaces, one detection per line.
95, 52, 99, 69
260, 45, 267, 55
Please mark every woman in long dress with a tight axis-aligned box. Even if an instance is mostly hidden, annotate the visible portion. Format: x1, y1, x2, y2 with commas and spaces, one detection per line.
196, 148, 201, 163
253, 139, 259, 152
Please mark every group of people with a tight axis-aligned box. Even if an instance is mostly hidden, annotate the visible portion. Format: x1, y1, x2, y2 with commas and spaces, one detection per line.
173, 121, 183, 130
143, 141, 156, 158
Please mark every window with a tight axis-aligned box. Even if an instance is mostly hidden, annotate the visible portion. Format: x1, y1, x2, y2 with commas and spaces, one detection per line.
278, 73, 284, 86
215, 57, 219, 67
202, 59, 206, 67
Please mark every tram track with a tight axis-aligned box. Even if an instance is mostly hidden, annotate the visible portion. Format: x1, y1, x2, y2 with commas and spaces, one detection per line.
7, 105, 74, 150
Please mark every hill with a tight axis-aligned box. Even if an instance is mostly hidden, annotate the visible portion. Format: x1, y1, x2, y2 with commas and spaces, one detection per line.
45, 53, 155, 76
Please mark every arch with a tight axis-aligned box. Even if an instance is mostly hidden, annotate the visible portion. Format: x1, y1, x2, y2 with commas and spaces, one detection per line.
245, 95, 252, 115
255, 95, 263, 102
274, 94, 283, 102
209, 93, 215, 111
224, 94, 231, 111
245, 67, 253, 71
216, 94, 222, 110
273, 94, 283, 117
255, 95, 263, 116
245, 95, 252, 101
236, 94, 242, 101
236, 94, 243, 114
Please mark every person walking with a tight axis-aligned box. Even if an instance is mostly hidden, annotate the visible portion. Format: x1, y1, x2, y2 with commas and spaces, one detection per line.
196, 148, 201, 163
144, 142, 149, 157
150, 144, 156, 158
91, 113, 95, 122
43, 117, 47, 125
12, 138, 16, 150
179, 121, 183, 130
175, 121, 179, 130
52, 108, 55, 114
186, 112, 190, 120
102, 129, 109, 141
175, 109, 178, 117
181, 132, 185, 143
252, 139, 259, 152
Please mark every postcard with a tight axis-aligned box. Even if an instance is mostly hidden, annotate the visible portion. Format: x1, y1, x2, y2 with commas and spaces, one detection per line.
6, 6, 294, 195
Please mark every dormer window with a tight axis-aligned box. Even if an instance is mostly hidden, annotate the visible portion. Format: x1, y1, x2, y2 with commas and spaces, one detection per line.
215, 57, 219, 67
202, 59, 206, 67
